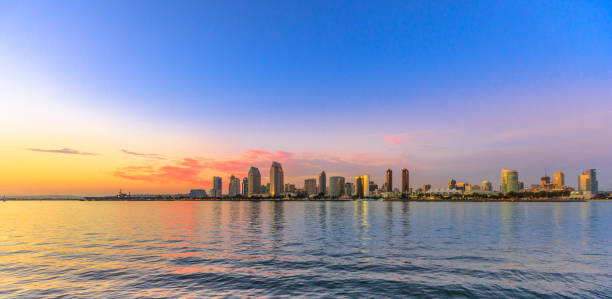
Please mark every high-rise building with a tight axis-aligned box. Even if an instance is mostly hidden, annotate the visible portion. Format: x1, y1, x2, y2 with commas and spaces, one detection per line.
540, 175, 551, 186
501, 169, 519, 193
270, 162, 284, 196
385, 169, 392, 192
518, 181, 524, 191
318, 171, 327, 195
248, 167, 261, 197
344, 182, 354, 196
579, 169, 598, 193
212, 176, 222, 197
228, 175, 241, 197
354, 176, 364, 198
448, 178, 457, 190
304, 179, 317, 195
553, 172, 565, 188
422, 184, 431, 192
401, 168, 409, 193
329, 176, 345, 197
481, 180, 492, 191
354, 174, 370, 197
242, 177, 248, 196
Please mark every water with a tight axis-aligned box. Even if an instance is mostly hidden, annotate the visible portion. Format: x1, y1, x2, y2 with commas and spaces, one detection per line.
0, 201, 611, 298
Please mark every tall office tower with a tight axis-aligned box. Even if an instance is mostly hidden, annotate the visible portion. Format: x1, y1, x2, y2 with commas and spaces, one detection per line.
579, 169, 598, 193
318, 171, 327, 195
448, 178, 457, 190
212, 176, 222, 197
228, 175, 237, 197
540, 175, 551, 186
304, 179, 317, 195
481, 180, 492, 191
553, 172, 565, 188
401, 168, 409, 193
362, 175, 370, 196
354, 176, 364, 198
501, 169, 519, 193
242, 177, 248, 196
385, 169, 393, 192
344, 182, 354, 196
270, 162, 284, 196
248, 167, 261, 197
329, 176, 345, 197
422, 184, 431, 192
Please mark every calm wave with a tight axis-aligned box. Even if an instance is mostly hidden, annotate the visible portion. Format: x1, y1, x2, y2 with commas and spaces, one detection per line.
1, 201, 611, 298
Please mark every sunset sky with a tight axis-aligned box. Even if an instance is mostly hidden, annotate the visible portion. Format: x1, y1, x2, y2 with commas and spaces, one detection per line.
1, 1, 611, 195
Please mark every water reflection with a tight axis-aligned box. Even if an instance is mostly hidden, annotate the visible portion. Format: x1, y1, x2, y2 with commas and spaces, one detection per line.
0, 201, 610, 298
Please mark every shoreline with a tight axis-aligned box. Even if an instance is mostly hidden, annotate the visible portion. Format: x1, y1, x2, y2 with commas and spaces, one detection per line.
2, 198, 594, 202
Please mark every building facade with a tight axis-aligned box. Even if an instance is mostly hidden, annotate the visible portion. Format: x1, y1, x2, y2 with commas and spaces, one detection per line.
304, 179, 317, 195
401, 168, 409, 193
579, 169, 598, 194
318, 171, 327, 195
501, 169, 519, 193
553, 172, 565, 188
270, 162, 284, 196
481, 180, 492, 191
242, 177, 248, 196
329, 176, 345, 197
385, 169, 392, 192
248, 167, 261, 197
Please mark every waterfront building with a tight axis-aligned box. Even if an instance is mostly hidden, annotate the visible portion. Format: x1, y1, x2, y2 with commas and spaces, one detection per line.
284, 184, 296, 193
401, 168, 409, 193
385, 169, 393, 192
248, 167, 261, 197
329, 176, 345, 197
189, 189, 207, 198
265, 183, 271, 194
518, 181, 524, 190
344, 182, 354, 196
501, 169, 519, 193
481, 180, 492, 191
554, 172, 565, 188
355, 176, 364, 197
368, 180, 377, 193
579, 169, 598, 194
228, 175, 240, 197
540, 175, 551, 186
242, 177, 248, 196
422, 184, 431, 192
448, 178, 457, 190
318, 171, 327, 195
212, 176, 222, 197
455, 182, 467, 191
304, 179, 317, 195
270, 162, 284, 196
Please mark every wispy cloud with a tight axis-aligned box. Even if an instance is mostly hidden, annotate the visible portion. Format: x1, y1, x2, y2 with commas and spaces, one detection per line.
114, 158, 206, 184
120, 149, 165, 159
28, 147, 100, 156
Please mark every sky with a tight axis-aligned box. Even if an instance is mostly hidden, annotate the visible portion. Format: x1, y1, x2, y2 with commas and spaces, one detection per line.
1, 0, 611, 195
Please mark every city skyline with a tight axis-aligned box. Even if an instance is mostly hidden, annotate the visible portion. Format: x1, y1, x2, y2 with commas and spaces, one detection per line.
1, 1, 611, 196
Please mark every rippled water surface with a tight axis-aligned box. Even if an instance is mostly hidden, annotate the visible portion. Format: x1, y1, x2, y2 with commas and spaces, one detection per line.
1, 201, 611, 298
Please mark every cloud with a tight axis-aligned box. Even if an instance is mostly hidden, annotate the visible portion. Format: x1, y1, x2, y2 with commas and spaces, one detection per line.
28, 147, 100, 156
114, 158, 206, 184
113, 148, 417, 189
120, 149, 165, 159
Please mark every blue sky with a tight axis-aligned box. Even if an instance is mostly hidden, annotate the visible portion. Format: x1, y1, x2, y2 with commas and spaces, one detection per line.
1, 0, 611, 194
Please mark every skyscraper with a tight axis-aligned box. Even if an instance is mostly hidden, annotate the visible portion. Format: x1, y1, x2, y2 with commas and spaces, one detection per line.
501, 169, 519, 193
481, 180, 492, 191
228, 175, 240, 197
329, 176, 345, 197
248, 167, 261, 197
242, 177, 248, 196
448, 178, 457, 190
270, 162, 284, 196
579, 169, 598, 193
354, 174, 370, 197
354, 176, 364, 198
344, 182, 354, 196
422, 184, 431, 192
318, 171, 326, 195
304, 179, 317, 195
385, 169, 392, 192
401, 168, 409, 193
553, 172, 565, 188
212, 176, 222, 197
